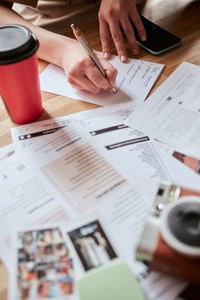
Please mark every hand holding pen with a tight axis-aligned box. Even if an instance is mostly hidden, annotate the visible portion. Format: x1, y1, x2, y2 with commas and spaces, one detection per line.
70, 24, 117, 94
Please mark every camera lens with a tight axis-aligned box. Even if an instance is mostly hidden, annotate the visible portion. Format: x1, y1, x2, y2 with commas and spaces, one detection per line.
168, 202, 200, 247
161, 196, 200, 257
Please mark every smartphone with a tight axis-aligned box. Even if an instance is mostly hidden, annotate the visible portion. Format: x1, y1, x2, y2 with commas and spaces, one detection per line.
130, 15, 182, 55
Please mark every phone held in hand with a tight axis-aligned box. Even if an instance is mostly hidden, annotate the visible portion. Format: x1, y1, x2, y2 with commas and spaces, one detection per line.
131, 15, 182, 55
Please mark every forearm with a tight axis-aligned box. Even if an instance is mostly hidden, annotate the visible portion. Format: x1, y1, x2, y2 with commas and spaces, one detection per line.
0, 1, 117, 94
0, 2, 73, 68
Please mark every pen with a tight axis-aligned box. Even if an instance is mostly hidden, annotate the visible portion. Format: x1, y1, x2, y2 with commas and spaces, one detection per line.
71, 24, 116, 93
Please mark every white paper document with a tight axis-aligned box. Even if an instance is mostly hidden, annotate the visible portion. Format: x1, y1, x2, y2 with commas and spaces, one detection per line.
39, 56, 164, 106
11, 110, 187, 299
12, 119, 146, 215
78, 105, 173, 194
11, 118, 152, 277
11, 103, 173, 199
127, 62, 200, 159
0, 147, 72, 270
0, 143, 15, 160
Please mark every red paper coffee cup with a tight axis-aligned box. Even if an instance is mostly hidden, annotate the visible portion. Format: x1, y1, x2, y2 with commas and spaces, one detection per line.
0, 24, 43, 124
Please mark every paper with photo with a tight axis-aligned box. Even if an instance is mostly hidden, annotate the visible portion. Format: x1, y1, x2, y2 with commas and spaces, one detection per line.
11, 112, 187, 300
67, 218, 117, 272
11, 112, 152, 267
64, 213, 187, 300
39, 57, 164, 106
9, 225, 79, 300
127, 62, 200, 159
0, 147, 72, 271
8, 215, 120, 300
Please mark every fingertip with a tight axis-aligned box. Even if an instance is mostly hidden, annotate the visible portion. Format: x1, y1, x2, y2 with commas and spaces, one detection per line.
106, 69, 116, 82
103, 52, 110, 60
141, 34, 146, 41
133, 49, 138, 56
105, 86, 116, 94
120, 55, 127, 63
106, 70, 117, 91
138, 27, 147, 41
91, 87, 101, 94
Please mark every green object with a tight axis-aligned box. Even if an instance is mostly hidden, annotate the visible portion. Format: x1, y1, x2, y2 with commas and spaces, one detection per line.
77, 260, 146, 300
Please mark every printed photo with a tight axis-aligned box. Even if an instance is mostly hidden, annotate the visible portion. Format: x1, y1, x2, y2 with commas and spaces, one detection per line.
37, 244, 54, 262
172, 151, 200, 175
37, 228, 65, 246
54, 243, 69, 259
35, 262, 57, 280
18, 231, 36, 248
17, 262, 36, 299
68, 220, 117, 271
15, 226, 74, 299
18, 246, 36, 262
37, 280, 55, 298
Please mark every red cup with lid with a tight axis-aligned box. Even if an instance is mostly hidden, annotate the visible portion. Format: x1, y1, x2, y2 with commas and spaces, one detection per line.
0, 24, 43, 124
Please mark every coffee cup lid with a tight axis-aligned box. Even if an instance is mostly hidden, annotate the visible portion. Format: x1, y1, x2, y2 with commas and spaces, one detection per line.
0, 24, 39, 65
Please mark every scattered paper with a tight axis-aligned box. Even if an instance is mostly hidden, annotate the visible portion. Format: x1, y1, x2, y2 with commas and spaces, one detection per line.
0, 146, 72, 271
11, 103, 172, 199
127, 62, 200, 159
11, 108, 187, 300
78, 104, 174, 193
5, 61, 199, 300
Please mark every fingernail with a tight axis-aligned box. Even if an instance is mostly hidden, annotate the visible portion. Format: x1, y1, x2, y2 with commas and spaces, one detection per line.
112, 87, 117, 93
104, 52, 109, 59
133, 49, 138, 56
141, 35, 146, 41
120, 55, 126, 63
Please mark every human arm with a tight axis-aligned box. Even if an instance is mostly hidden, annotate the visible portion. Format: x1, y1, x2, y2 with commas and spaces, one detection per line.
0, 1, 117, 94
98, 0, 146, 62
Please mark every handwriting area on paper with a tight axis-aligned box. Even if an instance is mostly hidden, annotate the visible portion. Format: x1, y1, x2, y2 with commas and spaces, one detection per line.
39, 58, 164, 107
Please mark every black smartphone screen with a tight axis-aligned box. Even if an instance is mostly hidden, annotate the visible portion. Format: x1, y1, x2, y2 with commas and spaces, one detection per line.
130, 15, 182, 55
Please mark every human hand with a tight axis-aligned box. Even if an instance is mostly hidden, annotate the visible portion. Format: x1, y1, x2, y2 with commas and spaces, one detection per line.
61, 39, 117, 94
0, 4, 117, 95
98, 0, 146, 62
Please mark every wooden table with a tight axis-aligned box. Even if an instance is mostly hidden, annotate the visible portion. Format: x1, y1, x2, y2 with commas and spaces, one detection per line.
0, 0, 200, 298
